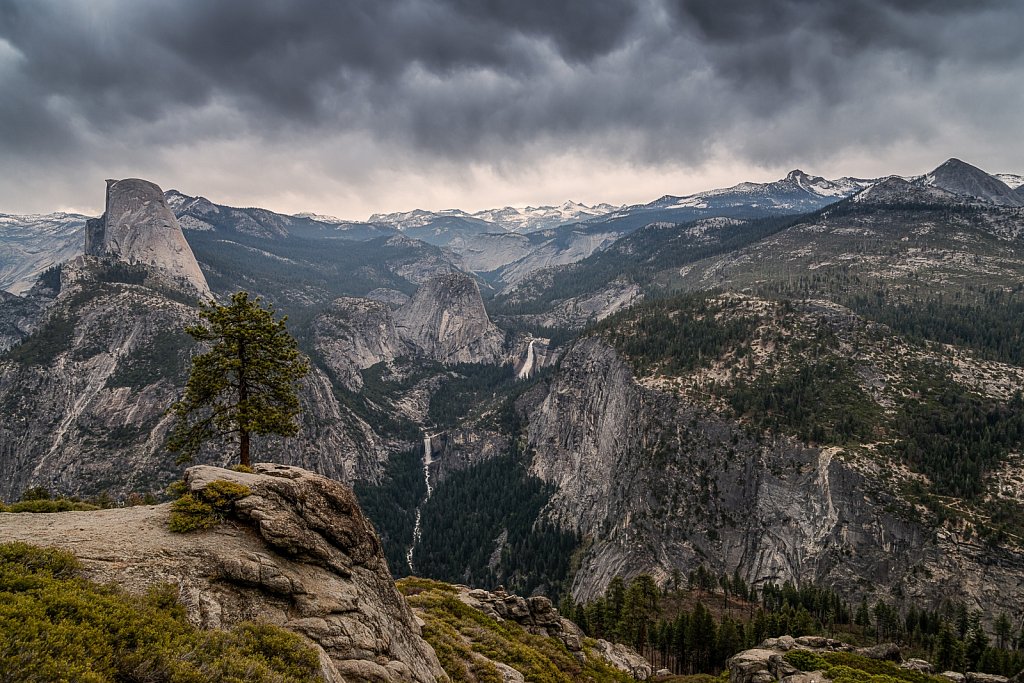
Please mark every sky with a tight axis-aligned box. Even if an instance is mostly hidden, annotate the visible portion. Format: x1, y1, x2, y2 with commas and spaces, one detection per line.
1, 0, 1023, 219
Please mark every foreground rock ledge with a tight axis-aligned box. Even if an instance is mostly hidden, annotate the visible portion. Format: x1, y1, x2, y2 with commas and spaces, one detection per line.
0, 463, 447, 683
727, 636, 1013, 683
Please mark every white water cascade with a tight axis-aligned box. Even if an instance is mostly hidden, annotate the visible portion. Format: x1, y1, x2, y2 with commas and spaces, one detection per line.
517, 339, 536, 380
406, 433, 434, 574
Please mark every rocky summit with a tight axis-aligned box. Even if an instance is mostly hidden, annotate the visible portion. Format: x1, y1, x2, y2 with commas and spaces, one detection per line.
0, 463, 446, 683
86, 178, 211, 298
393, 272, 505, 365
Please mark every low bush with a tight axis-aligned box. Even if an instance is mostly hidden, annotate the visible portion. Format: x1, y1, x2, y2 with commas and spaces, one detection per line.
168, 480, 252, 533
820, 653, 949, 683
168, 494, 219, 533
784, 650, 829, 672
166, 479, 188, 499
5, 499, 100, 513
0, 541, 320, 682
201, 480, 253, 510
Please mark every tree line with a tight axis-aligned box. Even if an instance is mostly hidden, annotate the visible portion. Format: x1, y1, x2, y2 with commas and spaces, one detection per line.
563, 571, 1024, 678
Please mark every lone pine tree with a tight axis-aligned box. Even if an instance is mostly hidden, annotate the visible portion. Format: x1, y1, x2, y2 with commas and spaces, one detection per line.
168, 291, 309, 467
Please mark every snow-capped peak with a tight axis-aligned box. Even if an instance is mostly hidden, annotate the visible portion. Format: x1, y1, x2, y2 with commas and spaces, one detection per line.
294, 211, 344, 223
369, 201, 622, 234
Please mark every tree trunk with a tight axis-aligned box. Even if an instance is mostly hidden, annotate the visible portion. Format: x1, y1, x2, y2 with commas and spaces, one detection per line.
238, 339, 249, 467
240, 430, 251, 467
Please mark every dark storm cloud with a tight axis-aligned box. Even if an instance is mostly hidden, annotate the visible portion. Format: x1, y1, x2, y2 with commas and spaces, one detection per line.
666, 0, 1023, 92
0, 0, 1022, 213
0, 0, 640, 129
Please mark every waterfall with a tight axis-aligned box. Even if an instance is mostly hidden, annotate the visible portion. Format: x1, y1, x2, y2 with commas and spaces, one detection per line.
406, 433, 433, 574
517, 339, 536, 380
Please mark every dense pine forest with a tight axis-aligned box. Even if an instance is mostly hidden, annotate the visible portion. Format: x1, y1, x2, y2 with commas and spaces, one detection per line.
414, 451, 579, 597
568, 571, 1024, 678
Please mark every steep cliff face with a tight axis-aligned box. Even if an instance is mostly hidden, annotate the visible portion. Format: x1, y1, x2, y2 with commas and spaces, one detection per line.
0, 463, 447, 683
312, 297, 410, 391
0, 288, 46, 351
86, 179, 211, 298
0, 256, 391, 500
525, 306, 1024, 616
253, 364, 391, 484
310, 274, 507, 385
393, 273, 505, 365
0, 257, 198, 500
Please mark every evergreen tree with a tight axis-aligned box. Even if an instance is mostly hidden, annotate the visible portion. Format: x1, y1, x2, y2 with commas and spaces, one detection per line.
855, 598, 872, 633
168, 291, 309, 466
966, 613, 990, 671
672, 612, 690, 673
994, 613, 1013, 651
716, 617, 742, 668
621, 575, 660, 653
687, 603, 717, 673
935, 620, 958, 672
606, 576, 627, 632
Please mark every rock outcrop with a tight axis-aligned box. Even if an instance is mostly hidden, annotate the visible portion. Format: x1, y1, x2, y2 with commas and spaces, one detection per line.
393, 273, 505, 365
451, 585, 651, 680
0, 463, 447, 683
525, 333, 1024, 615
458, 587, 580, 648
312, 297, 410, 391
591, 640, 654, 681
727, 637, 856, 683
309, 274, 507, 389
728, 637, 1010, 683
86, 178, 211, 297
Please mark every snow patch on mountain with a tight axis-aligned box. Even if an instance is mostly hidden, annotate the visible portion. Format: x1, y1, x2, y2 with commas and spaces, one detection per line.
370, 201, 621, 235
995, 173, 1024, 190
0, 212, 87, 294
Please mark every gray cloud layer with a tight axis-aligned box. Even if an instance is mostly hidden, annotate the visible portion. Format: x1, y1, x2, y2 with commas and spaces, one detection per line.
1, 0, 1022, 215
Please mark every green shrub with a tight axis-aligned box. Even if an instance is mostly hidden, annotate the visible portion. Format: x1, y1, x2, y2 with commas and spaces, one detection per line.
166, 479, 188, 499
5, 498, 100, 513
230, 464, 254, 473
168, 481, 251, 533
20, 486, 52, 501
0, 541, 81, 578
827, 665, 875, 683
0, 541, 319, 682
784, 650, 829, 672
820, 653, 949, 683
168, 494, 219, 533
201, 480, 252, 511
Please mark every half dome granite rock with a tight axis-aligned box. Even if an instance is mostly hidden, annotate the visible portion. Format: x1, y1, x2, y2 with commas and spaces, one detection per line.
85, 178, 212, 298
0, 463, 447, 683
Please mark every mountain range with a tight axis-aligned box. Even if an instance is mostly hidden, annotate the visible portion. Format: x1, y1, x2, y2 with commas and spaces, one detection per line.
0, 167, 927, 297
1, 157, 1023, 626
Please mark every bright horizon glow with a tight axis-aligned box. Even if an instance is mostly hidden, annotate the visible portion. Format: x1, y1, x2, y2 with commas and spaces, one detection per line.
27, 152, 997, 223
